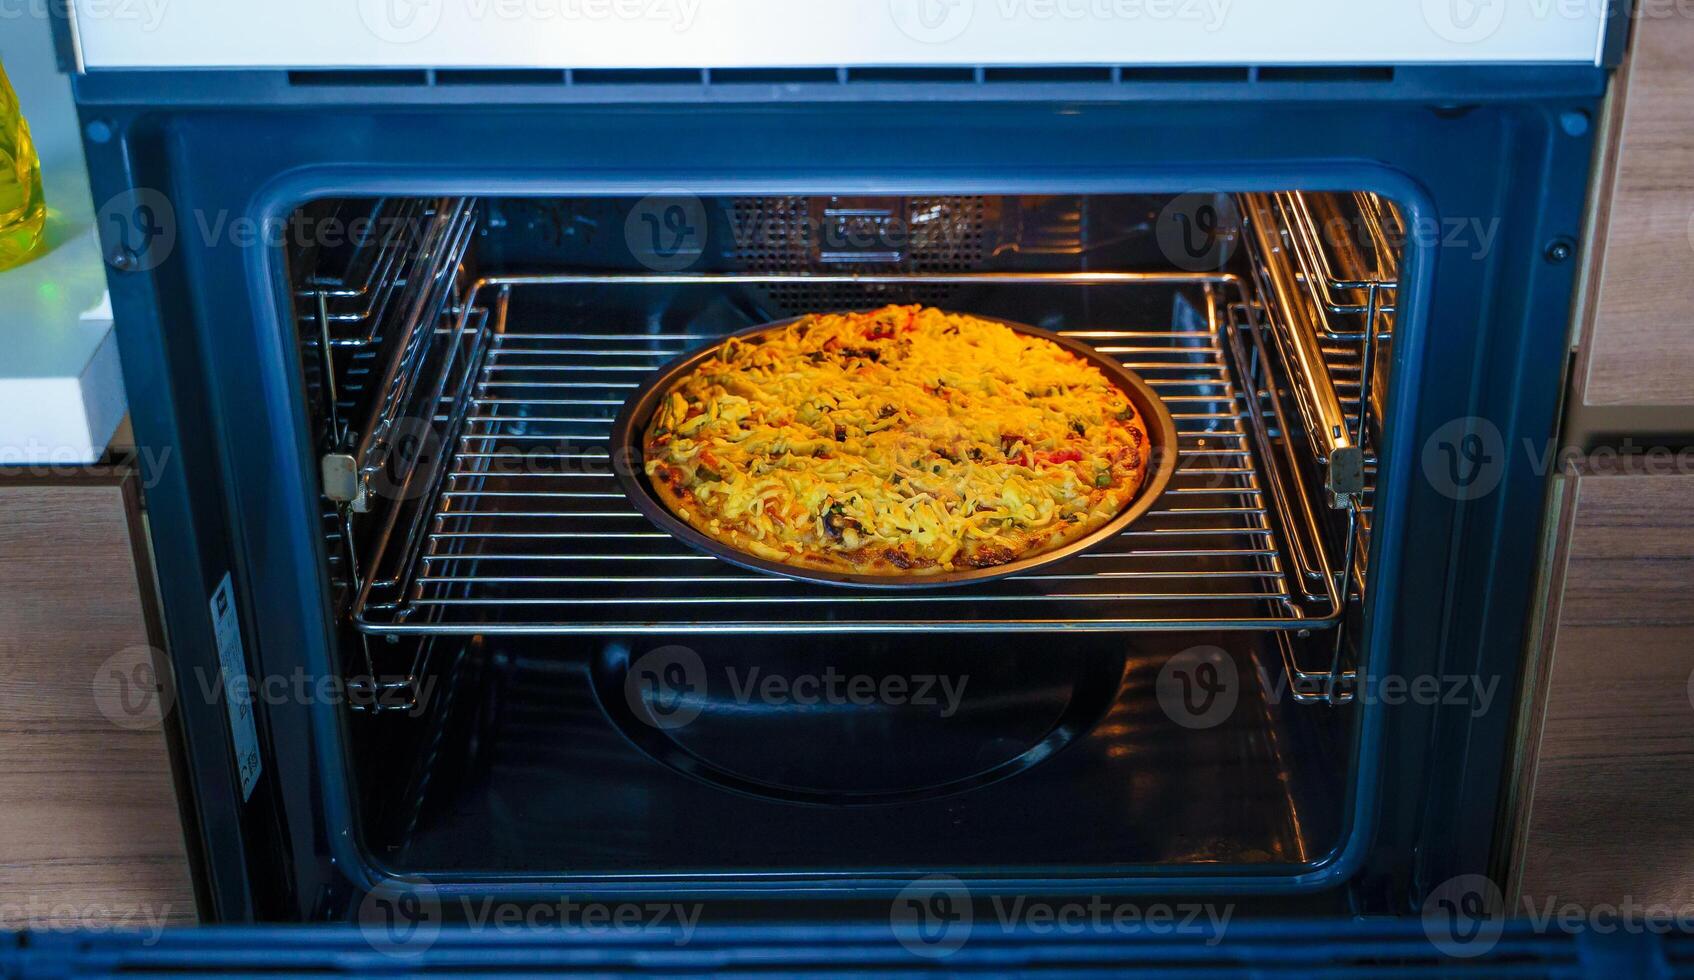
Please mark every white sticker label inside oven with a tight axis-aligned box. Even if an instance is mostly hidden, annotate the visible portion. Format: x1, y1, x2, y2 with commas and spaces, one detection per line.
210, 573, 262, 801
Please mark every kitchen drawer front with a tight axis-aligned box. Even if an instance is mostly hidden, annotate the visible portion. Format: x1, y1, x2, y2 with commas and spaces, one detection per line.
1513, 471, 1694, 911
1579, 20, 1694, 410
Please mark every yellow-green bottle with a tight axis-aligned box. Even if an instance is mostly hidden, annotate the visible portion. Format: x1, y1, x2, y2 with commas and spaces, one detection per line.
0, 60, 47, 270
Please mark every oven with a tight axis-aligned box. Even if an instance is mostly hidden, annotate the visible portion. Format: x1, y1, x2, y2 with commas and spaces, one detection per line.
57, 1, 1616, 939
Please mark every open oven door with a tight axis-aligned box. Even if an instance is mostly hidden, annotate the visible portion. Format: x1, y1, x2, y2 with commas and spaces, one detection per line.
5, 921, 1680, 976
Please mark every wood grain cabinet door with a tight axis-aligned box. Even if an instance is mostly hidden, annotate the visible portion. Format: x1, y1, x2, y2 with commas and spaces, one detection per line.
1577, 20, 1694, 411
0, 478, 199, 928
1513, 471, 1694, 911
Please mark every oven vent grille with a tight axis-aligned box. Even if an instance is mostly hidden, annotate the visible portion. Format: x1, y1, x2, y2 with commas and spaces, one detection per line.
283, 65, 1397, 92
727, 196, 990, 315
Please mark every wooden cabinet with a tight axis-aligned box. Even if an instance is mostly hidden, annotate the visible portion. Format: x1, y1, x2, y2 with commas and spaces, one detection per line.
1512, 14, 1694, 911
1511, 472, 1694, 909
0, 473, 199, 928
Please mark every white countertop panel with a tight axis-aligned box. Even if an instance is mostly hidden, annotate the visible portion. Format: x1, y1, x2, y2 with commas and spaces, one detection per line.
69, 0, 1608, 70
1, 13, 125, 466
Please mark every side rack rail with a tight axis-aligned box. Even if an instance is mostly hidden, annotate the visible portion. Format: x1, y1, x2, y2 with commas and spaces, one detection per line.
1239, 190, 1403, 702
303, 198, 480, 708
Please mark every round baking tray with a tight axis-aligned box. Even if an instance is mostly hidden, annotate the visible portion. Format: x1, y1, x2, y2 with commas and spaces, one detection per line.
609, 312, 1179, 589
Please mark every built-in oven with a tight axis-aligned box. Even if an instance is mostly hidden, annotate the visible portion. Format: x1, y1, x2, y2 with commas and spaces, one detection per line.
56, 0, 1617, 948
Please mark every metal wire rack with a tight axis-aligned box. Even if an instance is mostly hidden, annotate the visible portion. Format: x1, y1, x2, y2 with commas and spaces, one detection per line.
349, 271, 1354, 636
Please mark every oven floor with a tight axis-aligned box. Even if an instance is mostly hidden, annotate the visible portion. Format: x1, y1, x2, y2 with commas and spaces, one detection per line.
369, 633, 1348, 879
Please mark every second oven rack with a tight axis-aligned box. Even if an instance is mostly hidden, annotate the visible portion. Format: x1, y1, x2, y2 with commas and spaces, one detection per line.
347, 271, 1350, 637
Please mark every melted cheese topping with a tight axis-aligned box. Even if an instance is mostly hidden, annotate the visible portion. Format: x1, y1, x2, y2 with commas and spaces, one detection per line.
642, 305, 1151, 573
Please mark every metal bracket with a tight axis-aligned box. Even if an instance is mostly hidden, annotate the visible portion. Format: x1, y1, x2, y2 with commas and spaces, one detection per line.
1326, 440, 1366, 508
321, 453, 369, 513
347, 676, 419, 714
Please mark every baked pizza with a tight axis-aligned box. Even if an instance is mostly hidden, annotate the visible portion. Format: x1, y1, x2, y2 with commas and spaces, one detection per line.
641, 305, 1153, 576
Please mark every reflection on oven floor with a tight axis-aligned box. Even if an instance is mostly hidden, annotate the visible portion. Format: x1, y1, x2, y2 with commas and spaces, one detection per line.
381, 635, 1343, 876
589, 637, 1131, 806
